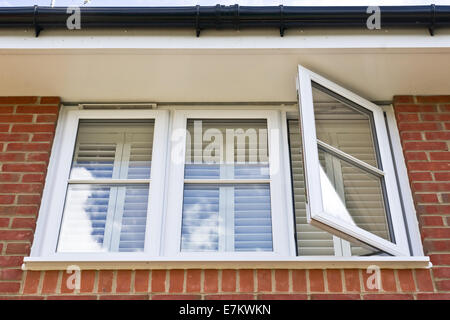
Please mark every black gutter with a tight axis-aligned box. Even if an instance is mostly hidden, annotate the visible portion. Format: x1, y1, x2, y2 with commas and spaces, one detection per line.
0, 5, 449, 37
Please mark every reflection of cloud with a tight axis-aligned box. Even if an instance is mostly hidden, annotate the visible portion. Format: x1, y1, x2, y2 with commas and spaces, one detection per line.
319, 165, 356, 226
70, 167, 94, 179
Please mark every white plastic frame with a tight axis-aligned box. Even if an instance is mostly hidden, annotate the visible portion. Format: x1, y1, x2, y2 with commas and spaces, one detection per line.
296, 65, 410, 256
162, 109, 295, 258
29, 106, 170, 260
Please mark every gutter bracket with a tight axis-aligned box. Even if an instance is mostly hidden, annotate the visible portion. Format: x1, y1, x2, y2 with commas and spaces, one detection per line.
195, 5, 201, 37
279, 5, 286, 37
33, 5, 43, 37
428, 4, 436, 36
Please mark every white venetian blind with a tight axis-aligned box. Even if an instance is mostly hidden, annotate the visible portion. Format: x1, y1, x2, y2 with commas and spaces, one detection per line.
181, 119, 273, 252
57, 120, 154, 253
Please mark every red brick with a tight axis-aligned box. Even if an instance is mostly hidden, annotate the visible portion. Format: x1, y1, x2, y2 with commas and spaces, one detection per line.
0, 195, 14, 205
0, 173, 20, 182
16, 105, 59, 114
5, 243, 31, 255
417, 293, 450, 299
417, 205, 450, 215
364, 294, 413, 300
40, 97, 60, 104
397, 113, 419, 121
0, 133, 29, 141
433, 267, 450, 279
116, 270, 131, 293
424, 240, 450, 252
204, 270, 218, 293
257, 269, 272, 292
435, 280, 450, 291
401, 132, 423, 140
415, 269, 435, 292
259, 294, 308, 300
275, 269, 289, 292
400, 122, 441, 132
416, 95, 450, 103
405, 151, 427, 161
0, 124, 9, 132
326, 269, 343, 293
48, 295, 98, 300
205, 294, 254, 300
0, 106, 14, 113
0, 97, 37, 104
404, 141, 447, 151
152, 294, 200, 300
0, 230, 34, 241
41, 271, 60, 294
421, 216, 444, 226
430, 152, 450, 161
169, 270, 184, 293
393, 96, 414, 104
16, 195, 41, 205
22, 174, 45, 183
36, 115, 57, 123
410, 172, 432, 181
422, 228, 450, 238
0, 268, 23, 281
0, 256, 23, 267
151, 270, 166, 293
311, 294, 360, 300
11, 124, 55, 133
380, 270, 397, 292
26, 152, 50, 162
23, 271, 41, 294
221, 270, 236, 292
415, 194, 439, 203
413, 183, 450, 192
0, 282, 21, 294
425, 132, 450, 140
11, 217, 36, 229
186, 269, 201, 293
134, 270, 149, 293
0, 217, 9, 227
408, 162, 450, 171
97, 271, 114, 293
395, 104, 436, 113
6, 143, 50, 152
421, 113, 450, 121
238, 269, 254, 293
0, 115, 33, 123
99, 295, 148, 300
80, 270, 96, 293
31, 133, 54, 142
288, 270, 305, 292
2, 163, 47, 173
430, 254, 450, 265
0, 153, 25, 162
396, 270, 416, 292
309, 270, 325, 292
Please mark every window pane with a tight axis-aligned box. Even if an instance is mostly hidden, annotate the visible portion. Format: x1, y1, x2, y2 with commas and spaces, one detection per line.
318, 149, 392, 242
70, 120, 154, 180
312, 84, 379, 168
181, 184, 273, 252
185, 119, 269, 179
57, 184, 149, 252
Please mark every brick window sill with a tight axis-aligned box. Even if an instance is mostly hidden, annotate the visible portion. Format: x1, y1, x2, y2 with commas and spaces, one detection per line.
22, 256, 431, 270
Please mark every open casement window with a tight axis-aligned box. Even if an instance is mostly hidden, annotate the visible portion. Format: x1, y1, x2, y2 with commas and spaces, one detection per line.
296, 65, 410, 256
32, 109, 169, 258
164, 110, 292, 257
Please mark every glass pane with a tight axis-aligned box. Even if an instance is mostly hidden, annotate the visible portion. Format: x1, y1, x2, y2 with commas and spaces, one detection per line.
288, 120, 335, 256
57, 184, 149, 252
181, 184, 272, 252
185, 119, 269, 180
318, 149, 392, 242
70, 120, 154, 180
312, 84, 379, 168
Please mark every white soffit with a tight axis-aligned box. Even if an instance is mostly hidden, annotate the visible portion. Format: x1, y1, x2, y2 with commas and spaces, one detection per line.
0, 29, 449, 102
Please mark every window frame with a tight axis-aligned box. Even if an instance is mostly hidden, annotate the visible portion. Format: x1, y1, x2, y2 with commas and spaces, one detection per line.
162, 109, 296, 258
30, 107, 170, 259
296, 65, 410, 256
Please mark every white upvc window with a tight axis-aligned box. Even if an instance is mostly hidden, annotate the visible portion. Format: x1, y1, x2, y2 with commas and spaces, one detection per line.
26, 65, 428, 269
296, 65, 410, 256
30, 108, 170, 259
163, 110, 294, 258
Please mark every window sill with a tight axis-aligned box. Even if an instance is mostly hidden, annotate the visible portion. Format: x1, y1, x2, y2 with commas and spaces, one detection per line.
22, 256, 431, 270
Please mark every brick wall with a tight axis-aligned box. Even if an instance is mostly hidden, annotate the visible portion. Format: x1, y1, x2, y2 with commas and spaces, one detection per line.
0, 96, 448, 300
